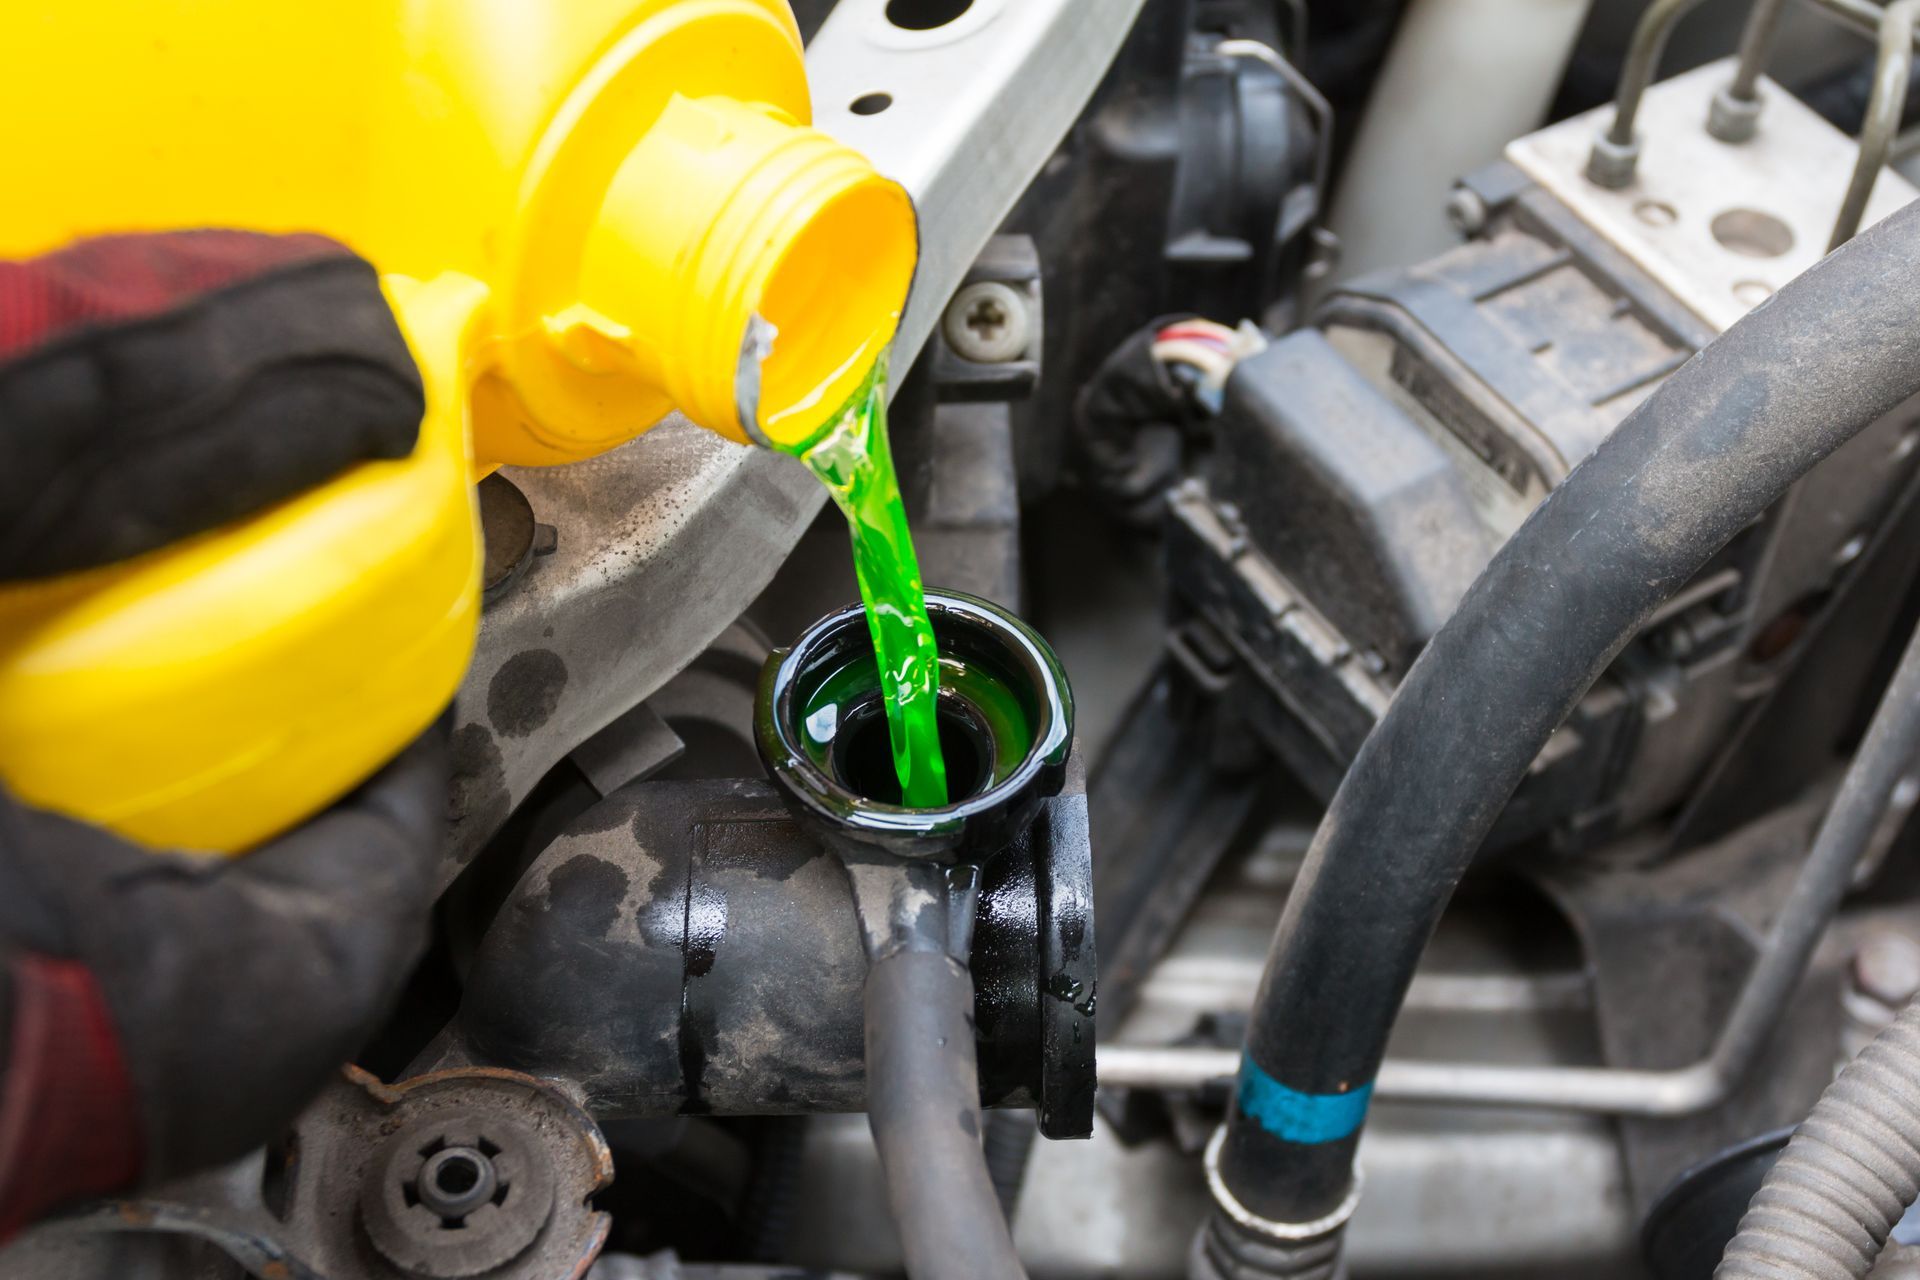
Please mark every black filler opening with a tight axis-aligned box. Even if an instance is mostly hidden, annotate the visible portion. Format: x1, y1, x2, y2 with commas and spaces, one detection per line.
833, 695, 993, 806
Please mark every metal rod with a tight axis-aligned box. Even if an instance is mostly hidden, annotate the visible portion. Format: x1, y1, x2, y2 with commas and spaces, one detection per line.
1607, 0, 1711, 147
1103, 615, 1920, 1118
1095, 1045, 1727, 1115
1729, 0, 1794, 99
1216, 39, 1334, 236
1590, 0, 1711, 184
1832, 0, 1920, 249
1807, 0, 1920, 48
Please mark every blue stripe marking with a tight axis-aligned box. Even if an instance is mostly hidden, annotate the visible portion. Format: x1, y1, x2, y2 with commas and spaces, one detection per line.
1236, 1057, 1374, 1144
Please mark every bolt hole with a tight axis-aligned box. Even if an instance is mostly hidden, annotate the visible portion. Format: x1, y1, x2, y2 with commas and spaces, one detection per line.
1633, 199, 1678, 227
850, 93, 892, 116
885, 0, 973, 29
1712, 208, 1794, 258
434, 1155, 483, 1198
1731, 279, 1774, 307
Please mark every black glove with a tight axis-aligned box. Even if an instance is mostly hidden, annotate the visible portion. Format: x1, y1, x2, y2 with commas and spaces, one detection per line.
0, 228, 423, 578
0, 230, 451, 1236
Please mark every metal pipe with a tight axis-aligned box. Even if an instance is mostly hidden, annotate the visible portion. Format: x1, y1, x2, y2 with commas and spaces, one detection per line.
1589, 0, 1711, 186
1729, 0, 1793, 100
1709, 0, 1791, 141
1832, 0, 1920, 249
1608, 0, 1707, 144
1108, 607, 1920, 1119
1808, 0, 1920, 49
1612, 0, 1704, 144
1099, 1045, 1730, 1116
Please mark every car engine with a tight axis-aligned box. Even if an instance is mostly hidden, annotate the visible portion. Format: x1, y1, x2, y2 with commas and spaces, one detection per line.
12, 0, 1920, 1277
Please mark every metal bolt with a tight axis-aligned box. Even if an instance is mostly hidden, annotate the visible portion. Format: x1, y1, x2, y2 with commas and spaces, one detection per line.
1585, 132, 1641, 190
417, 1145, 500, 1221
942, 280, 1031, 364
1853, 932, 1920, 1009
1874, 1242, 1920, 1277
1707, 85, 1763, 143
1303, 226, 1341, 282
1445, 187, 1488, 237
1841, 931, 1920, 1065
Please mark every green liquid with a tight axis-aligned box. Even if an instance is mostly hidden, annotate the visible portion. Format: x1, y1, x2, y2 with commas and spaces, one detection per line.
795, 649, 1034, 801
780, 357, 949, 807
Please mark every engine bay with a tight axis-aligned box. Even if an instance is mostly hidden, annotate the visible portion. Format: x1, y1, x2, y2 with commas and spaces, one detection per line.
13, 1, 1920, 1277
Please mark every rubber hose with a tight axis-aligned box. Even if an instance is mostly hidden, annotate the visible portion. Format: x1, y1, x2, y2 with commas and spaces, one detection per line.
865, 950, 1027, 1280
982, 1110, 1039, 1222
739, 1115, 808, 1262
1717, 999, 1920, 1278
1216, 197, 1920, 1226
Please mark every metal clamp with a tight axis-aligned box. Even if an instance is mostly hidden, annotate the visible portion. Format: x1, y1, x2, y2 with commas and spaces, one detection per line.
1201, 1126, 1364, 1244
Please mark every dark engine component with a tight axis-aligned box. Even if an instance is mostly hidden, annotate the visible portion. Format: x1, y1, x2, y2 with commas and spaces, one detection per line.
442, 776, 1097, 1139
1009, 0, 1327, 493
7, 1067, 612, 1280
1166, 161, 1920, 854
1202, 190, 1920, 1273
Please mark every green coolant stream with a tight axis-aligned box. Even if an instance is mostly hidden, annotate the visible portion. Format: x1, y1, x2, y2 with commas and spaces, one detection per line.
781, 357, 949, 807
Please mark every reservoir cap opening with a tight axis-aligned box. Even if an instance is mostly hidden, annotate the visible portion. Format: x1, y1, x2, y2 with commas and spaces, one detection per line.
756, 590, 1074, 863
833, 694, 993, 806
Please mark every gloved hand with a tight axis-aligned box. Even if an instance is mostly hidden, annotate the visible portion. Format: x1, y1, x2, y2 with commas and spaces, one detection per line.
0, 230, 453, 1237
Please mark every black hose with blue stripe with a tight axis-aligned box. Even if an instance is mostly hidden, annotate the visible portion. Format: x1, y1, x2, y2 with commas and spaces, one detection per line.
1206, 195, 1920, 1249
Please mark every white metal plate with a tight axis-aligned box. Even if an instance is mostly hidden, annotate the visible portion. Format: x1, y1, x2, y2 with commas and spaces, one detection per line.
1507, 58, 1919, 332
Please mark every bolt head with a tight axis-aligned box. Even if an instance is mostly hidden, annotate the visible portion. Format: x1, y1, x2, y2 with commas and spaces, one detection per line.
417, 1145, 500, 1221
943, 280, 1031, 364
1707, 86, 1762, 144
1852, 931, 1920, 1008
1586, 133, 1641, 190
1446, 188, 1488, 236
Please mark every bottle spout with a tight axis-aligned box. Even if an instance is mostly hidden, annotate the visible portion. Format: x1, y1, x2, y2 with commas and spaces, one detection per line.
478, 92, 917, 463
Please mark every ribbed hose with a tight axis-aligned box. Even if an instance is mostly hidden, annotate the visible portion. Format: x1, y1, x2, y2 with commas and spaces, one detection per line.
1191, 1211, 1344, 1280
1717, 999, 1920, 1278
739, 1116, 808, 1262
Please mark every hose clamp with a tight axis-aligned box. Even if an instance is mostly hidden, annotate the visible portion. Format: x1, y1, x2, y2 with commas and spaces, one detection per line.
1202, 1125, 1363, 1243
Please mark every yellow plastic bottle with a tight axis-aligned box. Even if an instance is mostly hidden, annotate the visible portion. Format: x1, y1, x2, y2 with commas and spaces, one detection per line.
0, 0, 918, 853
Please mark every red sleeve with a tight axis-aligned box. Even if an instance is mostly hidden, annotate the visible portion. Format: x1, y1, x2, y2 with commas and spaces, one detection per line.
0, 954, 143, 1240
0, 229, 347, 359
